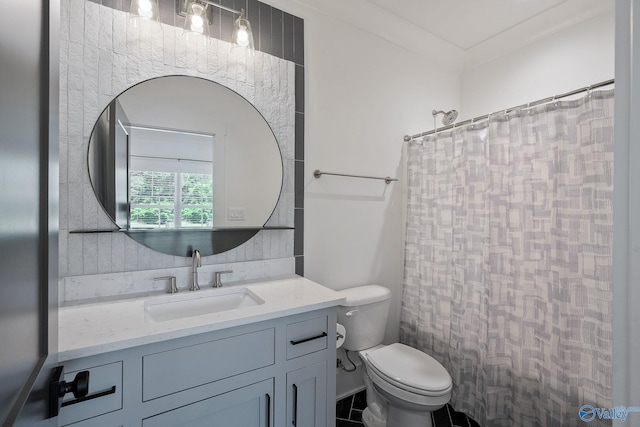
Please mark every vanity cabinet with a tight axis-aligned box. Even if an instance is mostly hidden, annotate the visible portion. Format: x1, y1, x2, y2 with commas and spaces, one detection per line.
57, 307, 337, 427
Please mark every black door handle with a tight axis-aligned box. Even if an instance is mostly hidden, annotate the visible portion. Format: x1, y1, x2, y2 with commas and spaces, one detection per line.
48, 367, 90, 418
61, 386, 117, 407
48, 366, 117, 418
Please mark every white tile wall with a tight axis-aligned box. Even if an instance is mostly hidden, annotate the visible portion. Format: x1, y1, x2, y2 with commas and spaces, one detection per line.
59, 0, 295, 300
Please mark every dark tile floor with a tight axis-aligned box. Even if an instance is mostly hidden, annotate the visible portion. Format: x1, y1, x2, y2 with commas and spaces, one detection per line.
337, 390, 480, 427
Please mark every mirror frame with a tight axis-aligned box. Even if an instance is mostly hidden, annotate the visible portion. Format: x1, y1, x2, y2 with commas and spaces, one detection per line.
86, 75, 288, 257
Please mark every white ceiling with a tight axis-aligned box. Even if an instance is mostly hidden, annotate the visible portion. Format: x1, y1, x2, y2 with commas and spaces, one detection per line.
285, 0, 614, 70
365, 0, 571, 50
368, 0, 614, 51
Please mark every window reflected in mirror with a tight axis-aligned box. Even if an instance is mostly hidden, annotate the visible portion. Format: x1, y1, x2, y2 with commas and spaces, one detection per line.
128, 126, 214, 229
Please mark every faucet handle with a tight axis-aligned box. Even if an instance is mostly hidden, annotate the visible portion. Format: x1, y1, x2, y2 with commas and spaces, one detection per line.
213, 270, 233, 287
154, 276, 178, 294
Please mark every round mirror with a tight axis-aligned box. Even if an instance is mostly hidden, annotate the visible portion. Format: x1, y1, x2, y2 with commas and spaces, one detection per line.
88, 75, 283, 256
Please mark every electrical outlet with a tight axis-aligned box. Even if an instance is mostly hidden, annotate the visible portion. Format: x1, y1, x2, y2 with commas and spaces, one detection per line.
228, 207, 246, 221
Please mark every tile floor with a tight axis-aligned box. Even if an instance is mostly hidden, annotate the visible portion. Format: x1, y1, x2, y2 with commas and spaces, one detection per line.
336, 390, 481, 427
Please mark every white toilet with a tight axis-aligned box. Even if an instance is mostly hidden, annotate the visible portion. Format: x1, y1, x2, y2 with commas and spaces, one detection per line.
337, 285, 452, 427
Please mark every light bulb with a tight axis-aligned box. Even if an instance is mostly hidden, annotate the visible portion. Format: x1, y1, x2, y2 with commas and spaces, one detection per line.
188, 4, 205, 33
236, 26, 249, 47
190, 15, 204, 32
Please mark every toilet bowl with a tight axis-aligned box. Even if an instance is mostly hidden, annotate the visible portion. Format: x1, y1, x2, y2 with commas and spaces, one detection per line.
361, 343, 452, 426
337, 285, 452, 427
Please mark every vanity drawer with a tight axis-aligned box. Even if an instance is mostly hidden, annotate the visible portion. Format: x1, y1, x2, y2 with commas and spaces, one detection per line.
142, 328, 275, 401
286, 315, 328, 360
59, 361, 123, 426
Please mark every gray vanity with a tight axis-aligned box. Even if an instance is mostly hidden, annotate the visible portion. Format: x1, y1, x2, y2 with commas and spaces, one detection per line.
57, 276, 343, 427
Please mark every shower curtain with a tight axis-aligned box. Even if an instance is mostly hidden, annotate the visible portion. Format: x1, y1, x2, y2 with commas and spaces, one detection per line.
400, 91, 614, 427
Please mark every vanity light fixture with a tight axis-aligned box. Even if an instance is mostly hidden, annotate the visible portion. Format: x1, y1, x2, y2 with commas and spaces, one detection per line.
179, 0, 254, 51
231, 9, 254, 51
183, 0, 210, 42
129, 0, 161, 31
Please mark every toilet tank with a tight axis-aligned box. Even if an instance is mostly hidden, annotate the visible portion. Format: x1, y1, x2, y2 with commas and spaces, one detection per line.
337, 285, 391, 351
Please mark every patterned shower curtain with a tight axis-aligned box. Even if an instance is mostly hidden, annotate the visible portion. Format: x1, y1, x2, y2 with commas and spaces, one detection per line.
400, 90, 614, 427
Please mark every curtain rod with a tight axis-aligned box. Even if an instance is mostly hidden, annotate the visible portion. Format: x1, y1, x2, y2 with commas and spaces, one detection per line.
403, 78, 615, 142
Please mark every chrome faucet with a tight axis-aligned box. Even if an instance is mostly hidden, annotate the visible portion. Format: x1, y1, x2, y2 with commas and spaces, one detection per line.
190, 249, 201, 291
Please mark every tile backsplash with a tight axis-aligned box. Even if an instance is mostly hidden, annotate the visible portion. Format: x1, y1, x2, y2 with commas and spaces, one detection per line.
60, 258, 295, 303
59, 0, 301, 300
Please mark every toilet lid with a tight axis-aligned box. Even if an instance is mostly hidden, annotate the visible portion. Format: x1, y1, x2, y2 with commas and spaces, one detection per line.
366, 343, 452, 393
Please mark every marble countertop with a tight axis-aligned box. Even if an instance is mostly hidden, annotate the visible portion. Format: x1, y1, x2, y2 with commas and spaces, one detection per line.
58, 275, 345, 361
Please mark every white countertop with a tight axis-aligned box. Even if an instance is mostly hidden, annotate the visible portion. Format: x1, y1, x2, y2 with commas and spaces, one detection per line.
58, 276, 345, 362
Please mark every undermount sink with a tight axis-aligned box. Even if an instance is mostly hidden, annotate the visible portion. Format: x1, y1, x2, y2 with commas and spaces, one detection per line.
144, 287, 265, 322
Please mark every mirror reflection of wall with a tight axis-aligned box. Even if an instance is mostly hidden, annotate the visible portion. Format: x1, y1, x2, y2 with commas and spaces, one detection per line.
87, 100, 130, 229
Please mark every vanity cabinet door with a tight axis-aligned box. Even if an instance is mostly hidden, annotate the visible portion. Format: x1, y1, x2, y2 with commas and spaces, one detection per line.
286, 362, 327, 427
142, 379, 273, 427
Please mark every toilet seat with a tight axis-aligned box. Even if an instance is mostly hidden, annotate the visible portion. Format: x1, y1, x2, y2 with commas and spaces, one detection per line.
365, 343, 452, 396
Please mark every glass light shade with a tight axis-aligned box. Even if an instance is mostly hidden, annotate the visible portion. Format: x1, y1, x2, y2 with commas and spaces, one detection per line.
183, 1, 210, 45
232, 12, 254, 52
129, 0, 161, 31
